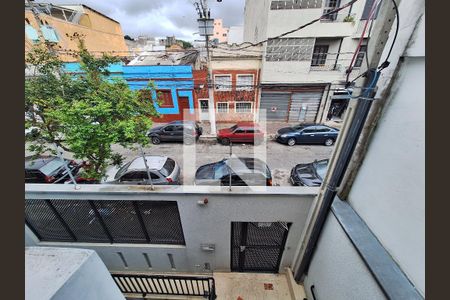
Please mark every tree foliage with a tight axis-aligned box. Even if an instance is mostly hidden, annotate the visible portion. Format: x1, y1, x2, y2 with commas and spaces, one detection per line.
25, 40, 159, 180
177, 39, 193, 49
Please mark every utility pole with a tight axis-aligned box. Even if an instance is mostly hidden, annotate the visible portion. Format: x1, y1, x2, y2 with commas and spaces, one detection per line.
195, 0, 217, 135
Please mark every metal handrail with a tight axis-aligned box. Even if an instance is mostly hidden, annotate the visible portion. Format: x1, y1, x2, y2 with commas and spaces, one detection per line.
112, 273, 217, 299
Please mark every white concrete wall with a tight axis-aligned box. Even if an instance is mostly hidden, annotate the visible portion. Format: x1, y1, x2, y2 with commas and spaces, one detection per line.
304, 214, 386, 300
26, 247, 124, 300
243, 0, 271, 42
25, 186, 317, 274
347, 57, 425, 296
303, 1, 425, 297
228, 26, 244, 45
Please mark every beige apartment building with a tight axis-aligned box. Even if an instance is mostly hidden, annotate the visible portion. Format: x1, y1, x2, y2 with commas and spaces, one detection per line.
212, 18, 229, 43
25, 3, 128, 61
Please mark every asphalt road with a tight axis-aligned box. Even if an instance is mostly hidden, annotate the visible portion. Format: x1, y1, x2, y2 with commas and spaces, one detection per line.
25, 139, 335, 186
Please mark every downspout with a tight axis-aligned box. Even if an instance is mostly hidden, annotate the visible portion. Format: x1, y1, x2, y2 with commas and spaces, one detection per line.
333, 38, 344, 71
293, 0, 400, 282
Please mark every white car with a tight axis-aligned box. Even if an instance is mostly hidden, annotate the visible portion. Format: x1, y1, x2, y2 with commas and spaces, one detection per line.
103, 155, 181, 185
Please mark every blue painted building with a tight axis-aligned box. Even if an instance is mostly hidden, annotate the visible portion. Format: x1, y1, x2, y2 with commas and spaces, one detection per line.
64, 63, 196, 122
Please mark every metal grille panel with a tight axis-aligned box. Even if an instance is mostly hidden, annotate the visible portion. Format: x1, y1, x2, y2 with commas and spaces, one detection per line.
243, 248, 281, 271
25, 200, 75, 242
25, 199, 185, 245
231, 222, 290, 273
137, 201, 186, 245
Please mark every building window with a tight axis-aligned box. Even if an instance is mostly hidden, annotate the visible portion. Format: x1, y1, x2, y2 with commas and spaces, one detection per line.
223, 33, 227, 37
214, 75, 232, 91
266, 38, 315, 61
217, 102, 229, 113
156, 90, 174, 108
322, 0, 340, 21
235, 102, 253, 113
361, 0, 380, 20
236, 75, 254, 91
311, 45, 329, 66
354, 45, 367, 68
270, 0, 323, 10
25, 24, 40, 43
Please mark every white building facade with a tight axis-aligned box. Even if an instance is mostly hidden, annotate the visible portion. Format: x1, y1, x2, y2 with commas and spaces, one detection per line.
244, 0, 379, 123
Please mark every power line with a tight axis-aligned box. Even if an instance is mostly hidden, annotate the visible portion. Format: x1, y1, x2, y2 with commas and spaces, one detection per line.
215, 0, 361, 51
378, 0, 399, 70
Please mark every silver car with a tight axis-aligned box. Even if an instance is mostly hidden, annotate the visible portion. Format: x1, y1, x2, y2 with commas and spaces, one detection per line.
103, 156, 180, 185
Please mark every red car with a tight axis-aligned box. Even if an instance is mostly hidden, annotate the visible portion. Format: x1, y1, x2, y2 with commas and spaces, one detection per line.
217, 122, 265, 145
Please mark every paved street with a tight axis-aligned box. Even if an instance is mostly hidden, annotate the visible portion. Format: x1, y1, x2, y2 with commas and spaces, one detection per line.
26, 138, 334, 186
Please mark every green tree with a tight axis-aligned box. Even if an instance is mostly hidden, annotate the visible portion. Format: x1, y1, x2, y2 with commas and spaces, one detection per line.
25, 40, 159, 180
177, 39, 193, 49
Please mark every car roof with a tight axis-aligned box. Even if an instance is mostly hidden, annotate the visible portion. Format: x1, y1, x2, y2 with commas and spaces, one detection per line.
127, 156, 169, 171
225, 157, 269, 174
25, 156, 58, 170
235, 122, 258, 126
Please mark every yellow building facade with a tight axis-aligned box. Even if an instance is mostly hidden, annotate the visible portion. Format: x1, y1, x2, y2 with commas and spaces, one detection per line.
25, 3, 128, 61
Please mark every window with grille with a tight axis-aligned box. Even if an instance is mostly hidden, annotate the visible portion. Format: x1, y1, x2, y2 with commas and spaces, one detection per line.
25, 199, 185, 245
270, 0, 323, 10
354, 45, 367, 68
322, 0, 340, 21
217, 102, 229, 113
266, 38, 314, 62
214, 75, 232, 91
311, 45, 329, 66
235, 102, 252, 113
236, 75, 254, 91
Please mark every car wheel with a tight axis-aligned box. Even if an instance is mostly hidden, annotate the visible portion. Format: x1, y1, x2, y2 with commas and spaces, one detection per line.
287, 138, 296, 146
221, 138, 230, 145
184, 136, 194, 145
324, 138, 334, 146
151, 136, 161, 145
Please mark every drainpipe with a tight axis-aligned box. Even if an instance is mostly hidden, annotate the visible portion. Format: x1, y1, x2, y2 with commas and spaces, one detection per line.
294, 0, 400, 281
333, 38, 344, 71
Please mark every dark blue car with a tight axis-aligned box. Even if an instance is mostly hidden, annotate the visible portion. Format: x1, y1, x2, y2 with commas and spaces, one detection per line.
275, 124, 339, 146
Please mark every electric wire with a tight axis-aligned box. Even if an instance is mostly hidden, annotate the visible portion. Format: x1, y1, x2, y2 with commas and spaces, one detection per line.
377, 0, 399, 70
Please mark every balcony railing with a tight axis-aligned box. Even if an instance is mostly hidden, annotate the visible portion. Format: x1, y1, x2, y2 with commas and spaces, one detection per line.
111, 273, 216, 299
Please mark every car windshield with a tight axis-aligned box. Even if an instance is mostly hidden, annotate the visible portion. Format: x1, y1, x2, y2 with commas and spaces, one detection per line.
230, 124, 238, 131
39, 158, 65, 176
314, 160, 329, 180
214, 162, 229, 179
114, 161, 132, 179
160, 158, 175, 177
292, 124, 305, 130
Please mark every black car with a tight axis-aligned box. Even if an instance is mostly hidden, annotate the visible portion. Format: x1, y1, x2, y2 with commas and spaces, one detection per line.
195, 157, 272, 186
290, 159, 329, 186
25, 155, 81, 183
147, 121, 203, 145
276, 124, 339, 146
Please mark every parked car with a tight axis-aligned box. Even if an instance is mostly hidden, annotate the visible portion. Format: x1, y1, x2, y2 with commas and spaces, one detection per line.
103, 155, 180, 185
290, 159, 329, 186
25, 155, 82, 183
195, 157, 272, 186
217, 122, 265, 145
276, 124, 339, 146
147, 121, 203, 145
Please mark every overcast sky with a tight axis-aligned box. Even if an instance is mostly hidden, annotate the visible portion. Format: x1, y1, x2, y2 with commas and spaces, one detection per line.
36, 0, 245, 41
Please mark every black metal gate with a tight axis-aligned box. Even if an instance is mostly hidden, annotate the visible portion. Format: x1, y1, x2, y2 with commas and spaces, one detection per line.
231, 222, 291, 273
